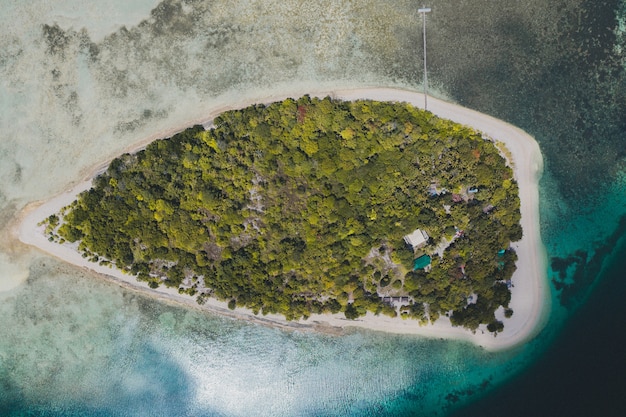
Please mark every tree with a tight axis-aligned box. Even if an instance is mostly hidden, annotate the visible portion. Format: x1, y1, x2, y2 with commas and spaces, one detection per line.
50, 97, 520, 328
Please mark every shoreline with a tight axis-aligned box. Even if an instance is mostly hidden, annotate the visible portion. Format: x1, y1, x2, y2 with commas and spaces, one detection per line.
15, 87, 549, 351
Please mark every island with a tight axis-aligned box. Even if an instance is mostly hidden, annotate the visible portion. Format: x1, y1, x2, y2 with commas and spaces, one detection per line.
17, 88, 548, 351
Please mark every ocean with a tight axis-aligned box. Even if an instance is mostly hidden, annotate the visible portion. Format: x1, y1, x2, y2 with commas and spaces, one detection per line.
1, 0, 625, 415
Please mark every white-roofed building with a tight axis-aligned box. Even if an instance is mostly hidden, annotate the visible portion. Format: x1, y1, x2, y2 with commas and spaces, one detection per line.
403, 229, 429, 249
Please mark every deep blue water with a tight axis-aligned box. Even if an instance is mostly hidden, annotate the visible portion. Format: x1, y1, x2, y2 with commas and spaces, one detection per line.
451, 226, 626, 417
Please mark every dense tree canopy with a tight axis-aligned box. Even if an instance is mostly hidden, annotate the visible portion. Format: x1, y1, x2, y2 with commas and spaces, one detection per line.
46, 96, 521, 332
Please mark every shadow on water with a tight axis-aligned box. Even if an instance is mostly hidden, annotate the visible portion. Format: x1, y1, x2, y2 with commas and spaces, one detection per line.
0, 261, 202, 417
1, 348, 198, 417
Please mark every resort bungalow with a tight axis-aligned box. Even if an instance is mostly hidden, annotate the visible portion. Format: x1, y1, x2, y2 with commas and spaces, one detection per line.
403, 228, 429, 250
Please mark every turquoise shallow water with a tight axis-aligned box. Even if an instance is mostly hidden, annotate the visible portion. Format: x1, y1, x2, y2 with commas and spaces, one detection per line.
451, 218, 626, 417
0, 258, 548, 416
1, 0, 626, 415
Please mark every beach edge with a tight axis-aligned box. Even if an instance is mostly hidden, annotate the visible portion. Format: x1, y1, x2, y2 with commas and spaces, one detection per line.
14, 87, 549, 351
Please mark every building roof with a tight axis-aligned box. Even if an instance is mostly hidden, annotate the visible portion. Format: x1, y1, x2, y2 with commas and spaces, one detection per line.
403, 229, 429, 248
413, 255, 432, 270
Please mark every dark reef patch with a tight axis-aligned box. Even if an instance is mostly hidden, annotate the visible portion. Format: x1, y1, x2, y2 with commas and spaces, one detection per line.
551, 214, 626, 308
43, 24, 71, 56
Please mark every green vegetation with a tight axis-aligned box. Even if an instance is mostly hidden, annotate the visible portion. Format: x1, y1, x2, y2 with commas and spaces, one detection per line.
46, 96, 521, 332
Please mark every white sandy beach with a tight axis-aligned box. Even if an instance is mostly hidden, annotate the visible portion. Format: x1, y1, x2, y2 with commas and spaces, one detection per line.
15, 87, 548, 351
